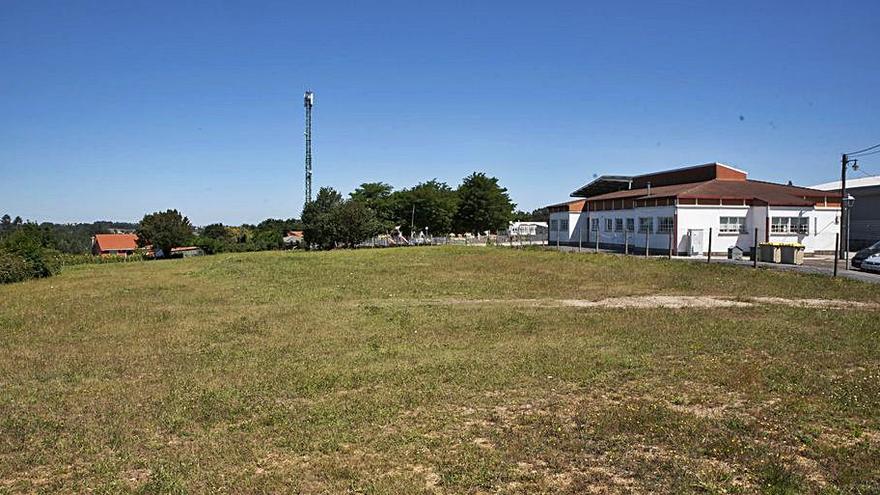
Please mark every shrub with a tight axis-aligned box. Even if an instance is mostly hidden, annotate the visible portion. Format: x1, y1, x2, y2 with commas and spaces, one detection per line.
0, 249, 32, 283
52, 252, 146, 266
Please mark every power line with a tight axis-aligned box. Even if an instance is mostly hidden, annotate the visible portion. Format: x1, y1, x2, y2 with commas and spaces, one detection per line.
848, 148, 880, 158
846, 142, 880, 156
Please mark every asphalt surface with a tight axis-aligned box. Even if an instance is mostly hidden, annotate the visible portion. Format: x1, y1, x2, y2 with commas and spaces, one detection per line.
545, 245, 880, 284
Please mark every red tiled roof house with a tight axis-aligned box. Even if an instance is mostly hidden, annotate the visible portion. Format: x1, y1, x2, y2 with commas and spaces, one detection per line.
91, 233, 139, 256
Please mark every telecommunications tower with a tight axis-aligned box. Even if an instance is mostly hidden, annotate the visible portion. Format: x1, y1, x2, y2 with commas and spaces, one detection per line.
304, 90, 314, 203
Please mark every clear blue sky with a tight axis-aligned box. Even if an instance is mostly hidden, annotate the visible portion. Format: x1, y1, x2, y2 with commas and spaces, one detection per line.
2, 1, 879, 225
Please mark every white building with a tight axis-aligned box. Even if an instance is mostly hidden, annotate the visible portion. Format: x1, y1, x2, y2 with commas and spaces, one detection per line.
547, 163, 841, 255
504, 221, 548, 237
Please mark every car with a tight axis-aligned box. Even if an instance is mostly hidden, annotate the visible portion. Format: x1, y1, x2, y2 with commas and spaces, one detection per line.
861, 254, 880, 273
851, 240, 880, 269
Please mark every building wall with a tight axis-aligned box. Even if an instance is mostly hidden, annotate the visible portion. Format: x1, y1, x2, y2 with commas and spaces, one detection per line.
676, 205, 759, 254
554, 204, 838, 254
548, 211, 585, 244
584, 205, 677, 251
677, 205, 837, 254
766, 206, 838, 253
849, 185, 880, 248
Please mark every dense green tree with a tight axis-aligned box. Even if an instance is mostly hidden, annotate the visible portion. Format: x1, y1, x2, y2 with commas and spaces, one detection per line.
302, 187, 343, 249
202, 223, 229, 240
512, 207, 549, 223
332, 200, 380, 247
136, 209, 193, 257
454, 173, 515, 234
350, 182, 396, 231
393, 180, 458, 236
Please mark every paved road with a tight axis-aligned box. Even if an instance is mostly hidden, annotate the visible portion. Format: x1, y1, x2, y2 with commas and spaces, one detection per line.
545, 245, 880, 284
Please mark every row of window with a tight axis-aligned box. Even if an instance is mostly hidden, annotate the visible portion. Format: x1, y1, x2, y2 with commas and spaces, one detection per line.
720, 216, 809, 235
549, 219, 569, 231
553, 215, 811, 236
587, 216, 674, 234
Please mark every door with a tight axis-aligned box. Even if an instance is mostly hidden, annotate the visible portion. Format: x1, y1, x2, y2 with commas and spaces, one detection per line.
688, 229, 704, 255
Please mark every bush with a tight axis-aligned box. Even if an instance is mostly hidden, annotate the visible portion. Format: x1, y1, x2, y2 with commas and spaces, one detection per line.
0, 249, 32, 284
0, 247, 60, 284
52, 252, 146, 266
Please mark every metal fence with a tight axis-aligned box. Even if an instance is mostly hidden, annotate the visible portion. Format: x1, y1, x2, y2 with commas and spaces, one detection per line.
357, 234, 548, 249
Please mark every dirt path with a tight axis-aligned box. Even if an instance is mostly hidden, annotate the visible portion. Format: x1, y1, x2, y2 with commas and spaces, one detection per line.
369, 296, 879, 310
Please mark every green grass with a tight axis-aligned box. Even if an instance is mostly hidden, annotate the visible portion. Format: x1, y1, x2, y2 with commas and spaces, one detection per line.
1, 247, 878, 493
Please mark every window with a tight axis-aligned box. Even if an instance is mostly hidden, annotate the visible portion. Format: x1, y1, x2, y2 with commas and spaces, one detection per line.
560, 219, 569, 231
550, 219, 558, 232
720, 216, 746, 234
771, 217, 809, 235
591, 218, 599, 232
615, 218, 624, 232
638, 217, 653, 233
657, 217, 674, 234
605, 218, 613, 232
626, 218, 635, 232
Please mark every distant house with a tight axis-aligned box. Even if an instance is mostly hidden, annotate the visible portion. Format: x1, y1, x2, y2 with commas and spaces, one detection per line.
169, 246, 204, 258
283, 230, 304, 248
92, 233, 139, 256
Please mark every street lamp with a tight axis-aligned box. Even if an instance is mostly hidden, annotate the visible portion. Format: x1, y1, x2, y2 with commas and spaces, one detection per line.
844, 194, 855, 269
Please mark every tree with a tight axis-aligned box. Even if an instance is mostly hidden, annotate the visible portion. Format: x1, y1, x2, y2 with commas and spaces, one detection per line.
512, 207, 549, 223
136, 209, 193, 257
350, 182, 396, 231
202, 223, 229, 240
301, 187, 343, 249
393, 180, 458, 236
454, 172, 515, 234
332, 200, 380, 247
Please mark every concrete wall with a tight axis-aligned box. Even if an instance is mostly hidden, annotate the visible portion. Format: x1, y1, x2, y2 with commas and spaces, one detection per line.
554, 204, 839, 254
583, 206, 677, 252
849, 185, 880, 248
766, 206, 838, 253
549, 212, 584, 244
676, 205, 761, 255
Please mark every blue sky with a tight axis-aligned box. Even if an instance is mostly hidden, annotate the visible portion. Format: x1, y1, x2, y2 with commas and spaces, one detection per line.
2, 1, 879, 225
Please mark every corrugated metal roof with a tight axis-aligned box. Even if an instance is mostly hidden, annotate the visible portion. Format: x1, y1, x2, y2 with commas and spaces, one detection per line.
810, 176, 880, 191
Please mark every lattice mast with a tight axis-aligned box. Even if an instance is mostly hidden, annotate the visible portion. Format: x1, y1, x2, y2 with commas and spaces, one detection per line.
304, 91, 315, 203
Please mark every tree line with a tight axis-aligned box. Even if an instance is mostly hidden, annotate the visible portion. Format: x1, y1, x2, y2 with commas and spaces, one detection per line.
302, 172, 517, 249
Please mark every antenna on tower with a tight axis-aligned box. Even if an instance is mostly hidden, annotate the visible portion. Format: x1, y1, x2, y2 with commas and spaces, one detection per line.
304, 90, 315, 203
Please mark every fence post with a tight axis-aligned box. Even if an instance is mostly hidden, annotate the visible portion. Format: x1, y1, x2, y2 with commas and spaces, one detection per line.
707, 227, 712, 263
833, 233, 839, 277
595, 229, 599, 252
645, 229, 649, 257
578, 228, 582, 252
753, 227, 758, 268
625, 231, 629, 255
668, 231, 673, 258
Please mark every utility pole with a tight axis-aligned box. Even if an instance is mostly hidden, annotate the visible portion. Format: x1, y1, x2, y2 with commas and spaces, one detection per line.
839, 153, 847, 259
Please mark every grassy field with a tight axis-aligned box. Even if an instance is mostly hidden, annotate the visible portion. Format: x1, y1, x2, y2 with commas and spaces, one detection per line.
1, 247, 879, 494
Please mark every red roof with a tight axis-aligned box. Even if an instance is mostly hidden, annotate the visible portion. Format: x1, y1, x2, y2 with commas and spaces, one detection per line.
93, 233, 138, 252
584, 179, 833, 206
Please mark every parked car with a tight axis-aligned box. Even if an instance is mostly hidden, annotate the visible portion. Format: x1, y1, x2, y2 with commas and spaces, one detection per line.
851, 240, 880, 269
861, 254, 880, 273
